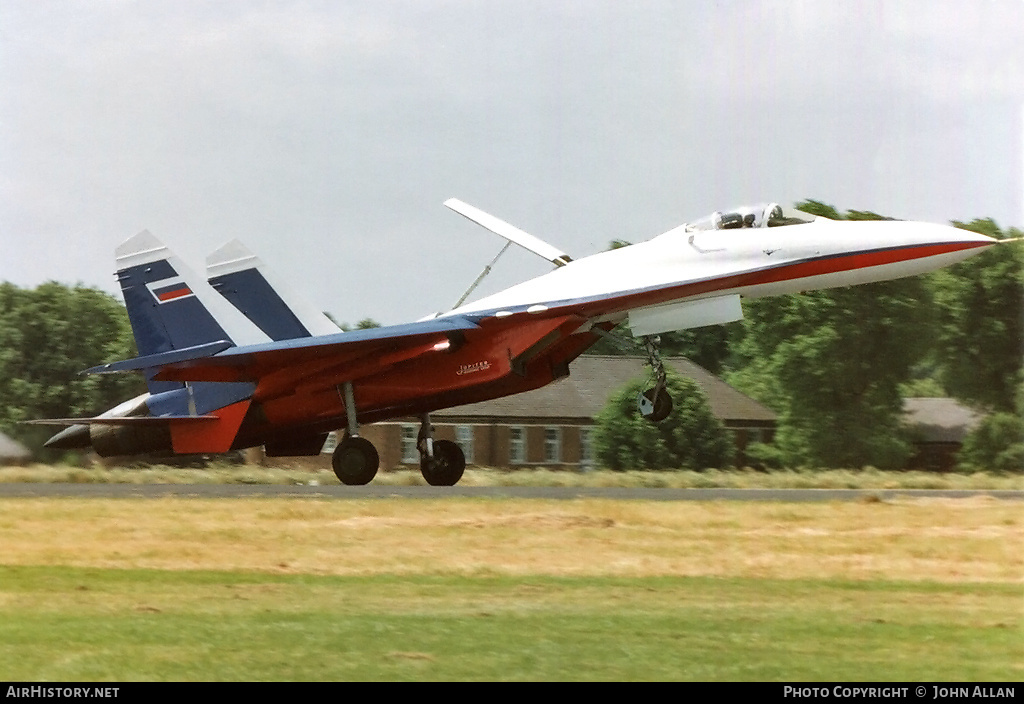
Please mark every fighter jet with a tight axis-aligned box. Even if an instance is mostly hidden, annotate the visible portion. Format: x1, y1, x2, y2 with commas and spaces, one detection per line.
34, 200, 996, 485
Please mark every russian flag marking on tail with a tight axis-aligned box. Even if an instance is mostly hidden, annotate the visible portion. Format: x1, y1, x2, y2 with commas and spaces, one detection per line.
151, 280, 195, 302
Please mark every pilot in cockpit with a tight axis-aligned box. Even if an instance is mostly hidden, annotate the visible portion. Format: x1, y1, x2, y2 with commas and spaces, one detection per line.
686, 203, 813, 233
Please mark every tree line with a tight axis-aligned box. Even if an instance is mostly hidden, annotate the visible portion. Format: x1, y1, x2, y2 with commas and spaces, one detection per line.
0, 282, 146, 457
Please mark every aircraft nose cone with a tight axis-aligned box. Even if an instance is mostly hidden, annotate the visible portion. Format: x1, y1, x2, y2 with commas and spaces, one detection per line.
910, 222, 998, 254
948, 226, 998, 247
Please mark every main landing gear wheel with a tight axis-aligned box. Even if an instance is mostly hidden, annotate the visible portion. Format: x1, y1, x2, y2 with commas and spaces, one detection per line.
420, 439, 466, 486
639, 387, 673, 423
332, 436, 379, 485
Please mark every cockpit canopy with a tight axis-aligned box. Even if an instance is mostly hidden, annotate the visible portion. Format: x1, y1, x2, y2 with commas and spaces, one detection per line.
686, 203, 816, 232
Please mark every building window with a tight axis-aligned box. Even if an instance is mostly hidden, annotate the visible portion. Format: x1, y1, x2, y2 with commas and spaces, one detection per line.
579, 427, 594, 469
401, 424, 418, 463
455, 425, 474, 464
544, 427, 561, 463
509, 426, 526, 465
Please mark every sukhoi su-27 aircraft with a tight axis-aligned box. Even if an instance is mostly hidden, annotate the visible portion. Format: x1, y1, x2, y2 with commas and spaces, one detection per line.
34, 199, 997, 485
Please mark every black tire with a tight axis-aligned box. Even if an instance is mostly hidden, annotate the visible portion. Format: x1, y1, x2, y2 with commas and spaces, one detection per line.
332, 436, 379, 485
642, 387, 673, 423
420, 439, 466, 486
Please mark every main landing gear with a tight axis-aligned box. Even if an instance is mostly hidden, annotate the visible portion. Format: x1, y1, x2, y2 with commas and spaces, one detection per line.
330, 383, 465, 486
332, 382, 380, 485
637, 335, 673, 423
332, 435, 379, 485
417, 414, 465, 486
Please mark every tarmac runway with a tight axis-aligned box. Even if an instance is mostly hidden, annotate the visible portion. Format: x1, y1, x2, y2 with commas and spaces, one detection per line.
0, 483, 1021, 501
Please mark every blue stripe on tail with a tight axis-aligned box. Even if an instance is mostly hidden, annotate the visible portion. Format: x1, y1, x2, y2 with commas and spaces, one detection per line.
209, 268, 312, 341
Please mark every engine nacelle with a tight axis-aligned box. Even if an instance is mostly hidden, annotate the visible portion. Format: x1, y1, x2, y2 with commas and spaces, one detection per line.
84, 392, 176, 457
89, 423, 174, 457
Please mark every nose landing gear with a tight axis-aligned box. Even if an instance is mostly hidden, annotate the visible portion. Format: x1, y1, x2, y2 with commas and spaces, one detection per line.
639, 386, 673, 422
591, 327, 675, 424
637, 335, 673, 423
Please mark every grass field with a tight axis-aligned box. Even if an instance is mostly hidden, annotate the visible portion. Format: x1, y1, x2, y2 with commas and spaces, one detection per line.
3, 463, 1022, 490
0, 495, 1020, 681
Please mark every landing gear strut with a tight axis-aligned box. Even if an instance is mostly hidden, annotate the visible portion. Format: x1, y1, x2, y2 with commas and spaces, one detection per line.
417, 413, 465, 486
591, 327, 675, 424
637, 335, 673, 423
331, 381, 380, 485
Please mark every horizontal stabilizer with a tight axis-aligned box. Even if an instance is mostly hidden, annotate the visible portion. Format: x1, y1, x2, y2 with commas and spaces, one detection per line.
444, 198, 573, 267
85, 340, 234, 375
26, 415, 217, 426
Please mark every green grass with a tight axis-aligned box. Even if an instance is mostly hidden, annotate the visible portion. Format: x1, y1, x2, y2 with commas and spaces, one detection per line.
0, 565, 1019, 681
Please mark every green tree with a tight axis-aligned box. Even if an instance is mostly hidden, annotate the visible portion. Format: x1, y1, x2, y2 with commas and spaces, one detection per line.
957, 413, 1024, 472
929, 219, 1023, 412
594, 370, 733, 470
323, 313, 380, 331
0, 283, 144, 455
339, 318, 381, 331
726, 202, 935, 468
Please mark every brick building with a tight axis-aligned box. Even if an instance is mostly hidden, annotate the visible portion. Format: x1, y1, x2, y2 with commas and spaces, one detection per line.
330, 355, 777, 470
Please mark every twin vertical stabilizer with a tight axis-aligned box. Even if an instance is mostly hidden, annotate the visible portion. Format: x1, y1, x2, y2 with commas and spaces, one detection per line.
206, 239, 340, 340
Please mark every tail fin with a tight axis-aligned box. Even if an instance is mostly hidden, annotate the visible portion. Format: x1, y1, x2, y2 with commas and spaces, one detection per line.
34, 231, 261, 456
206, 239, 340, 340
115, 230, 268, 393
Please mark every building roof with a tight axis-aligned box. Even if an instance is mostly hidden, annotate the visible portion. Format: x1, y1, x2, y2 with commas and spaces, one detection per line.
0, 431, 30, 462
434, 355, 777, 425
903, 397, 984, 443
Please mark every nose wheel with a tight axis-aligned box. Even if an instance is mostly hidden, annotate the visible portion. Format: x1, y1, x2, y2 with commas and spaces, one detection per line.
637, 335, 673, 423
638, 386, 673, 422
591, 327, 675, 424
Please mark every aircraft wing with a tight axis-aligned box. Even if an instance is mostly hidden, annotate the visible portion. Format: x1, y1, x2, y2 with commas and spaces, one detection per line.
86, 315, 482, 386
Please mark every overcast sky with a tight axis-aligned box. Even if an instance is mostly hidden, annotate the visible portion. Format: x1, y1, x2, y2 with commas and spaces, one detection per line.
2, 1, 1022, 325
